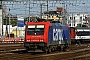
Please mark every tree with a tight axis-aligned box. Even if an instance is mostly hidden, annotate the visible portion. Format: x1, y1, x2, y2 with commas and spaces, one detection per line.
4, 16, 17, 27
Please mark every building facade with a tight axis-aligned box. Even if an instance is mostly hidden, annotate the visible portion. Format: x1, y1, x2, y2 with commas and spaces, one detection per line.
67, 13, 89, 27
42, 7, 67, 24
0, 9, 2, 37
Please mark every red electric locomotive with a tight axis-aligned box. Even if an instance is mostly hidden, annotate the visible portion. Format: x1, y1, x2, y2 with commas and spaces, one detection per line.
24, 21, 70, 53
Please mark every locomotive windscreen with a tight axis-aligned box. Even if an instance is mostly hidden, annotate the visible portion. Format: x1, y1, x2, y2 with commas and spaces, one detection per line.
27, 25, 44, 35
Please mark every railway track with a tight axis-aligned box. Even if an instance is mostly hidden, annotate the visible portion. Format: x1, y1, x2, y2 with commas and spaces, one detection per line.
67, 53, 90, 60
0, 46, 90, 59
0, 43, 90, 60
0, 47, 90, 60
25, 47, 90, 60
0, 43, 89, 53
0, 43, 24, 53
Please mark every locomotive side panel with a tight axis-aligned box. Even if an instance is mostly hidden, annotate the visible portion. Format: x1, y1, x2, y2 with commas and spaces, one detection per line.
48, 26, 70, 46
48, 26, 63, 45
62, 26, 71, 45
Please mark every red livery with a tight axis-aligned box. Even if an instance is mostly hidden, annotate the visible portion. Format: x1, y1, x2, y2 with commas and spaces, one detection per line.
24, 22, 52, 52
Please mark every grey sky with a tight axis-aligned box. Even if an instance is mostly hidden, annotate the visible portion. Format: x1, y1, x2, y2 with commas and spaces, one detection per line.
2, 0, 90, 17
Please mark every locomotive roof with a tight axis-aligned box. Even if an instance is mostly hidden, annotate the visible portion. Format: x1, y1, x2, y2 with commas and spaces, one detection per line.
27, 21, 67, 27
51, 22, 66, 27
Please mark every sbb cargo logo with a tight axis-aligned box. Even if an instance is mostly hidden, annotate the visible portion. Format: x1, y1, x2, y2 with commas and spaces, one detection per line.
53, 29, 63, 41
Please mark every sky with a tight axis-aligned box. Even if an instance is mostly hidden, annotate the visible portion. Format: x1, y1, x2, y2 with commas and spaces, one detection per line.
2, 0, 90, 17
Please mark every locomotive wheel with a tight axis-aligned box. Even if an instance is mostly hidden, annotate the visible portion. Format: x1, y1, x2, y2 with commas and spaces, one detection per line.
26, 47, 29, 52
61, 45, 64, 51
57, 46, 61, 52
45, 47, 49, 54
48, 47, 51, 53
51, 48, 55, 52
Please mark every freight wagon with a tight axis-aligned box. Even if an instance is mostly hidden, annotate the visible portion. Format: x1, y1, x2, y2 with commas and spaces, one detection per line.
24, 22, 71, 53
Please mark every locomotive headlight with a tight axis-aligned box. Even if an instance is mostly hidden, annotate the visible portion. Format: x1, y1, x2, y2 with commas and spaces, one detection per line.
40, 40, 44, 42
27, 40, 30, 41
42, 40, 44, 42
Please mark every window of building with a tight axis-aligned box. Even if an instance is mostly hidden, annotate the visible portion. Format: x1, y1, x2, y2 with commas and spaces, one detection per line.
52, 16, 53, 18
69, 24, 71, 26
48, 15, 50, 17
56, 15, 58, 17
43, 16, 46, 18
45, 14, 47, 16
83, 18, 86, 21
80, 17, 82, 22
77, 14, 80, 15
74, 17, 75, 20
0, 5, 1, 9
70, 17, 72, 20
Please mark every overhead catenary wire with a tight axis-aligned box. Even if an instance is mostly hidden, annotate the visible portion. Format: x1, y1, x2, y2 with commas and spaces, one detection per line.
2, 0, 89, 15
1, 0, 90, 23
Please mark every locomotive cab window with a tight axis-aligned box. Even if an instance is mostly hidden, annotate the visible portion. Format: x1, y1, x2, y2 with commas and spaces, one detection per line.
27, 25, 44, 35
